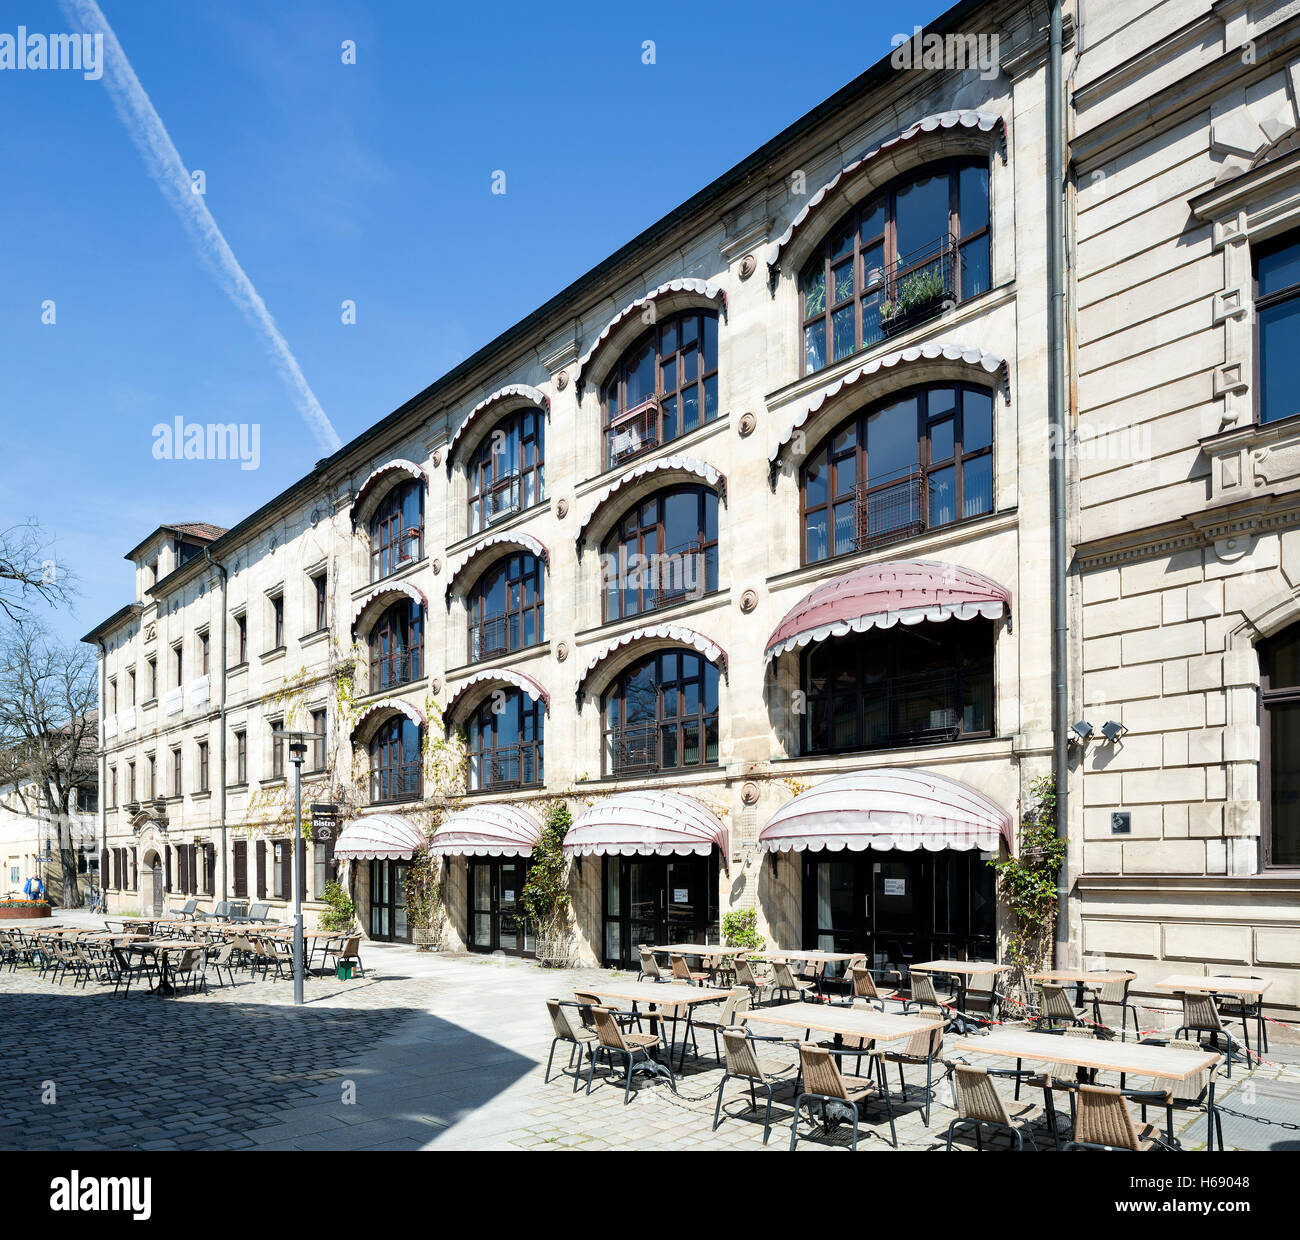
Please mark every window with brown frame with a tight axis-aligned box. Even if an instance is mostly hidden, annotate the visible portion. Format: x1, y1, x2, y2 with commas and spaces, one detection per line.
800, 159, 990, 374
368, 716, 422, 803
600, 486, 719, 623
128, 668, 136, 704
233, 729, 247, 785
601, 649, 720, 777
171, 747, 182, 797
1254, 231, 1300, 425
467, 552, 544, 663
369, 479, 425, 581
146, 656, 157, 700
270, 593, 285, 650
173, 643, 183, 688
368, 599, 424, 690
127, 761, 136, 803
800, 383, 994, 564
197, 740, 209, 793
146, 753, 156, 799
271, 719, 285, 779
312, 572, 328, 631
466, 410, 545, 535
310, 708, 327, 771
464, 689, 544, 792
600, 310, 719, 470
1260, 623, 1300, 867
198, 630, 209, 675
235, 614, 247, 665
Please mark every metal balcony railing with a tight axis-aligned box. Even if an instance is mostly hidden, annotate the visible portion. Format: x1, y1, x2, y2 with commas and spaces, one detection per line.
470, 743, 543, 791
485, 473, 522, 523
606, 722, 661, 776
606, 397, 660, 468
468, 615, 512, 663
850, 470, 927, 551
369, 761, 421, 804
872, 233, 960, 340
368, 649, 422, 693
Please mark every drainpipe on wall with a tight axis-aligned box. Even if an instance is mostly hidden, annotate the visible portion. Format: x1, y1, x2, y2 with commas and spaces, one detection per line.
1047, 0, 1072, 968
95, 638, 107, 910
205, 548, 229, 904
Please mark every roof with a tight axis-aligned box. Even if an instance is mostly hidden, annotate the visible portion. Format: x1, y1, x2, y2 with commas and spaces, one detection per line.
79, 602, 144, 646
122, 522, 227, 563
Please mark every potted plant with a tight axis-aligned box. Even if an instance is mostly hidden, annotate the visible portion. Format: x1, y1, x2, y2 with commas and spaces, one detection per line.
317, 879, 357, 935
522, 800, 573, 967
404, 846, 444, 951
880, 267, 946, 334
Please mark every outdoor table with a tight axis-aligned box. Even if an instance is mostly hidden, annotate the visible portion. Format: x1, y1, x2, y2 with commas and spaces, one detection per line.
650, 943, 735, 984
741, 1000, 943, 1047
573, 981, 731, 1072
911, 960, 1007, 1022
122, 939, 188, 996
1154, 975, 1272, 999
752, 949, 861, 990
1029, 968, 1134, 1008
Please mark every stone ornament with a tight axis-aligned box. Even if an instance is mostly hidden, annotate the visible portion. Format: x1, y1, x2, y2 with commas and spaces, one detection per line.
431, 677, 442, 694
556, 499, 569, 519
556, 371, 569, 391
738, 412, 757, 437
741, 781, 759, 806
556, 641, 569, 662
738, 254, 757, 280
431, 450, 441, 468
740, 589, 758, 613
433, 558, 442, 575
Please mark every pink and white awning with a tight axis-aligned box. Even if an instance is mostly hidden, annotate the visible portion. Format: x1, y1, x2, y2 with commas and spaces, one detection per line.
446, 531, 549, 592
351, 579, 427, 629
446, 668, 549, 715
448, 384, 550, 458
429, 803, 542, 857
334, 812, 428, 860
758, 768, 1013, 854
565, 790, 727, 858
351, 698, 427, 735
353, 459, 426, 514
577, 623, 727, 689
767, 111, 1004, 272
769, 342, 1007, 463
765, 560, 1009, 661
576, 455, 725, 541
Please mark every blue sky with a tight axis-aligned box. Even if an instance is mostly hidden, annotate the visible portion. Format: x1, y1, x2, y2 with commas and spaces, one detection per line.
0, 0, 941, 649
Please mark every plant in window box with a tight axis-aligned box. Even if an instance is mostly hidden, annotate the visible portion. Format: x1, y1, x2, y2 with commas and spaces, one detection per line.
522, 799, 574, 967
880, 268, 946, 333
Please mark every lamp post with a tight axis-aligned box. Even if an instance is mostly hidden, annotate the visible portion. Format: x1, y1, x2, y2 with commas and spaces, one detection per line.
287, 734, 309, 1006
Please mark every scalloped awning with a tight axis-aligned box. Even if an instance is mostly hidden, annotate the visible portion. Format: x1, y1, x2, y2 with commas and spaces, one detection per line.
769, 342, 1007, 463
351, 579, 428, 630
575, 279, 725, 385
767, 111, 1004, 273
335, 812, 428, 860
446, 532, 549, 593
576, 455, 726, 542
448, 384, 550, 460
565, 790, 727, 858
758, 768, 1012, 854
765, 559, 1009, 661
577, 623, 727, 691
353, 459, 426, 515
446, 668, 549, 715
429, 803, 543, 857
351, 698, 427, 736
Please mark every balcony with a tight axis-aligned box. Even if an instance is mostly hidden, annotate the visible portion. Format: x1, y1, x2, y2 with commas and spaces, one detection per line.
368, 650, 422, 694
468, 615, 512, 663
484, 473, 522, 524
872, 234, 959, 342
469, 743, 543, 792
607, 722, 661, 776
369, 526, 424, 583
607, 397, 660, 468
369, 762, 421, 804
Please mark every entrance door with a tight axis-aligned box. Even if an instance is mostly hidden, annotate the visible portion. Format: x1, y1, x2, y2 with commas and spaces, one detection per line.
602, 852, 719, 967
467, 858, 534, 956
150, 859, 164, 916
369, 859, 411, 943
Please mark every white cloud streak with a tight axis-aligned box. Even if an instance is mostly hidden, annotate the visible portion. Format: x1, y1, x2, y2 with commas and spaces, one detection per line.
60, 0, 342, 455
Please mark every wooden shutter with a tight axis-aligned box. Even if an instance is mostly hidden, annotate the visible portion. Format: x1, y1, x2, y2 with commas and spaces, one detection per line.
204, 844, 216, 896
131, 849, 138, 891
233, 840, 248, 899
279, 841, 292, 902
256, 840, 266, 899
100, 848, 109, 885
165, 846, 172, 892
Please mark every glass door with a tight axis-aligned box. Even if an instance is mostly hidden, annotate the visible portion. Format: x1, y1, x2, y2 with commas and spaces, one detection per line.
467, 858, 534, 956
871, 858, 917, 978
665, 857, 708, 944
602, 853, 719, 967
369, 859, 412, 943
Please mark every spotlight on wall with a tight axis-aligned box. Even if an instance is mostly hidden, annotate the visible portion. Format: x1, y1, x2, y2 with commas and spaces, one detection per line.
1071, 720, 1094, 743
1101, 720, 1128, 742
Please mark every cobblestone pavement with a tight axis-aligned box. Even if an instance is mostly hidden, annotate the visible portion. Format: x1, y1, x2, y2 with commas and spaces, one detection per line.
4, 915, 1299, 1151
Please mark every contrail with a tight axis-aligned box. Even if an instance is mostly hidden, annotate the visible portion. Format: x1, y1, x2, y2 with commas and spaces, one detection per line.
59, 0, 343, 456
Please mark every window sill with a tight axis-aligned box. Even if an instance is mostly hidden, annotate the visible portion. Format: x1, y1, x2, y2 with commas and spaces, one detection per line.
356, 676, 428, 707
301, 627, 330, 647
583, 764, 720, 787
225, 782, 249, 793
192, 790, 211, 801
450, 504, 550, 556
141, 698, 158, 710
261, 776, 287, 788
449, 642, 549, 679
228, 661, 249, 675
577, 591, 728, 642
354, 556, 427, 598
261, 646, 286, 662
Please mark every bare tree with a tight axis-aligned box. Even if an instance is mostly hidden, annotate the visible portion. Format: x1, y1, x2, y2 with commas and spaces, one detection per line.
0, 622, 98, 904
0, 518, 76, 622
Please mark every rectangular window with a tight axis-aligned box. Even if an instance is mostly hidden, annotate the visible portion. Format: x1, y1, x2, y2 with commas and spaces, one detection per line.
199, 630, 210, 676
127, 762, 136, 803
271, 594, 285, 649
109, 677, 117, 714
173, 644, 183, 687
272, 841, 287, 899
146, 754, 156, 799
1255, 233, 1300, 425
234, 730, 247, 784
76, 786, 98, 813
128, 668, 136, 705
108, 765, 116, 808
235, 614, 247, 664
204, 843, 216, 897
256, 840, 267, 899
147, 657, 157, 700
313, 837, 337, 899
197, 740, 209, 793
271, 719, 285, 778
313, 573, 328, 632
311, 708, 327, 772
171, 748, 183, 797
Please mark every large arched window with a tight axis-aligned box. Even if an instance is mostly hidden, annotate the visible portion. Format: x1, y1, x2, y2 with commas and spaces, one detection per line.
465, 690, 544, 792
600, 310, 719, 470
369, 479, 424, 581
1261, 624, 1300, 867
803, 618, 994, 754
368, 600, 424, 692
601, 650, 719, 777
467, 553, 545, 663
368, 716, 422, 803
600, 486, 718, 622
801, 384, 994, 563
467, 410, 545, 535
800, 160, 990, 374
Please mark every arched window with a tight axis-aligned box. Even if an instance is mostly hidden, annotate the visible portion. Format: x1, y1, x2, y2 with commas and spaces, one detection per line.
600, 310, 719, 470
600, 486, 718, 622
601, 650, 719, 777
801, 384, 994, 563
368, 716, 422, 803
800, 160, 990, 374
467, 410, 545, 535
465, 690, 544, 792
467, 553, 545, 663
803, 618, 994, 754
368, 600, 423, 692
369, 479, 424, 581
1261, 624, 1300, 867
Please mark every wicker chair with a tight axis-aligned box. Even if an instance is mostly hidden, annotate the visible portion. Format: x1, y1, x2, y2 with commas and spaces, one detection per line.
733, 954, 773, 1006
843, 965, 904, 1011
1036, 982, 1088, 1030
691, 987, 752, 1063
878, 1024, 945, 1125
321, 935, 364, 978
790, 1044, 896, 1151
1215, 977, 1268, 1058
1174, 991, 1240, 1077
1064, 1084, 1165, 1151
713, 1025, 790, 1143
962, 971, 1005, 1025
637, 946, 667, 982
903, 970, 952, 1017
586, 1005, 677, 1104
670, 953, 709, 986
544, 1000, 597, 1092
1133, 1037, 1224, 1151
1087, 970, 1139, 1041
771, 959, 816, 1004
945, 1064, 1041, 1151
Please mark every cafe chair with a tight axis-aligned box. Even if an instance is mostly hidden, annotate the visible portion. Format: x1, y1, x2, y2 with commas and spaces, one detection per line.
771, 959, 817, 1004
790, 1044, 897, 1151
1132, 1037, 1224, 1152
1064, 1084, 1170, 1152
944, 1064, 1040, 1151
878, 1025, 945, 1126
1085, 969, 1140, 1041
670, 953, 709, 986
544, 1000, 598, 1092
1173, 991, 1240, 1078
1035, 983, 1088, 1030
1215, 976, 1268, 1058
586, 1005, 677, 1104
713, 1025, 789, 1144
637, 946, 667, 982
733, 954, 773, 1007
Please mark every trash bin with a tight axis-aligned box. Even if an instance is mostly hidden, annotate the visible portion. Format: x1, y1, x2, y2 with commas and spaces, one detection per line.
336, 962, 354, 980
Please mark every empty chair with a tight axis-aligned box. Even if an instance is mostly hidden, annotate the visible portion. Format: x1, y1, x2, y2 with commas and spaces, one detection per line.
1036, 983, 1087, 1030
670, 953, 709, 986
733, 954, 773, 1007
790, 1044, 896, 1151
691, 987, 752, 1063
1215, 977, 1268, 1059
585, 1005, 677, 1104
169, 947, 208, 996
1064, 1084, 1165, 1152
771, 960, 816, 1004
962, 971, 1005, 1025
1131, 1037, 1224, 1151
713, 1025, 788, 1144
1174, 992, 1240, 1077
903, 971, 952, 1017
205, 941, 243, 988
544, 1000, 597, 1092
1088, 970, 1140, 1041
637, 946, 667, 982
877, 1024, 945, 1125
843, 966, 904, 1012
169, 898, 198, 920
322, 935, 364, 977
945, 1064, 1040, 1151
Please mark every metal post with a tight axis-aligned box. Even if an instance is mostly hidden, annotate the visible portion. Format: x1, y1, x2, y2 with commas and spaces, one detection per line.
289, 739, 307, 1006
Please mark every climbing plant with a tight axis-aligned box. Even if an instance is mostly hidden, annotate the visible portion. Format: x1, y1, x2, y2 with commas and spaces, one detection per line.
522, 799, 573, 966
989, 775, 1066, 976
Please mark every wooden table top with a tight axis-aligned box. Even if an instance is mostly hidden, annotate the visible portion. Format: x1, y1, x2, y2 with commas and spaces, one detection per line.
911, 960, 1006, 976
1029, 970, 1134, 985
741, 1002, 944, 1044
84, 933, 147, 943
1154, 975, 1272, 997
751, 949, 859, 962
953, 1029, 1220, 1081
573, 981, 731, 1007
651, 943, 732, 958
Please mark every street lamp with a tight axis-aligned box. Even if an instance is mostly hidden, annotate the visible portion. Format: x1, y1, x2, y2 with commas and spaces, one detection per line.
286, 733, 309, 1006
